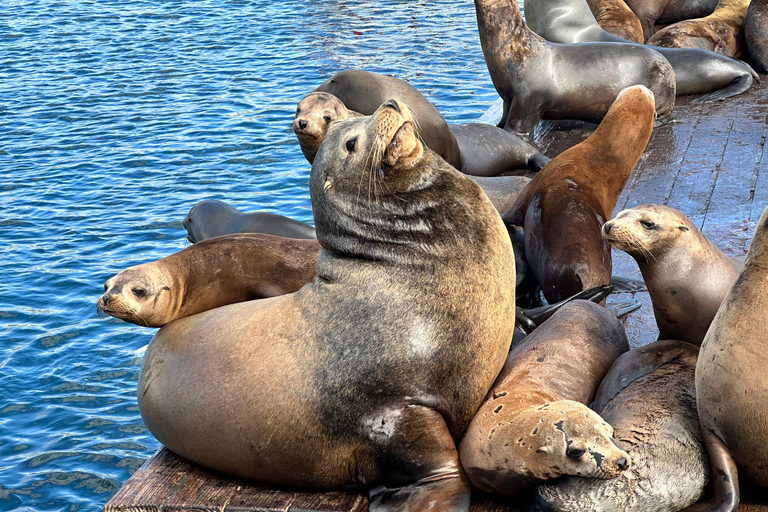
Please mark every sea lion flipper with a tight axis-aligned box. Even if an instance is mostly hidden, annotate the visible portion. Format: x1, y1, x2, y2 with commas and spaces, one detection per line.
691, 72, 754, 103
679, 428, 740, 512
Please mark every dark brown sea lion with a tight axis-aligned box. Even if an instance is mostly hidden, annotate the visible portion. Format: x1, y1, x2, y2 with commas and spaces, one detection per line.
459, 300, 630, 497
137, 99, 517, 511
183, 199, 316, 243
535, 339, 708, 512
524, 0, 758, 102
474, 0, 675, 141
692, 204, 768, 511
624, 0, 719, 41
502, 85, 656, 304
602, 204, 742, 346
97, 234, 321, 327
586, 0, 645, 42
647, 0, 751, 58
745, 0, 768, 72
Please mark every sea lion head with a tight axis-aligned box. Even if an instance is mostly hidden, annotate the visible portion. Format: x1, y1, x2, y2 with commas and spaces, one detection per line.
602, 204, 692, 262
97, 264, 176, 328
293, 92, 354, 164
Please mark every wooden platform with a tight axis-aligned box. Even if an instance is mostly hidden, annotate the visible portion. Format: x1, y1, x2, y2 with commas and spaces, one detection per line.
105, 81, 768, 511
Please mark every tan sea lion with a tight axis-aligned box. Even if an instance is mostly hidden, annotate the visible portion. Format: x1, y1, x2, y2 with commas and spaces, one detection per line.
647, 0, 752, 58
459, 300, 631, 497
745, 0, 768, 73
624, 0, 719, 41
534, 339, 708, 512
602, 204, 742, 346
98, 234, 321, 327
136, 99, 517, 511
586, 0, 645, 42
474, 0, 675, 141
292, 91, 363, 164
502, 85, 656, 304
692, 204, 768, 511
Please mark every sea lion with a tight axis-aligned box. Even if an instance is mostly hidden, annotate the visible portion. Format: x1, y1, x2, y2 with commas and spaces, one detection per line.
502, 85, 656, 304
97, 234, 321, 328
137, 99, 517, 511
744, 0, 768, 72
647, 0, 752, 58
624, 0, 719, 41
470, 175, 531, 215
293, 91, 362, 164
534, 339, 708, 512
459, 300, 631, 497
602, 204, 742, 346
474, 0, 674, 141
586, 0, 645, 42
693, 204, 768, 511
524, 0, 758, 102
313, 70, 462, 170
183, 199, 316, 243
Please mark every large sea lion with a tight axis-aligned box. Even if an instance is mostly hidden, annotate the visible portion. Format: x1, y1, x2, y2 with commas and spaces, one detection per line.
745, 0, 768, 73
459, 300, 631, 497
602, 205, 742, 346
97, 234, 321, 328
586, 0, 645, 42
137, 99, 517, 511
474, 0, 675, 141
502, 86, 656, 304
183, 199, 316, 243
624, 0, 719, 41
535, 339, 708, 512
693, 204, 768, 511
524, 0, 758, 102
647, 0, 752, 58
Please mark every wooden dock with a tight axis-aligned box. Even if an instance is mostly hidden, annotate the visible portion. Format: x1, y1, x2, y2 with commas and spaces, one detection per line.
104, 80, 768, 511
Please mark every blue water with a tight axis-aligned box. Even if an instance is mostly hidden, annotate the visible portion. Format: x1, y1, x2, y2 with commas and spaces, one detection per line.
0, 1, 511, 510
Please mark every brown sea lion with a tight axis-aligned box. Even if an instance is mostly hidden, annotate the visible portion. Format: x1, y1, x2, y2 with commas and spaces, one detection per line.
647, 0, 752, 58
692, 204, 768, 511
136, 99, 517, 511
292, 91, 362, 164
97, 234, 321, 327
745, 0, 768, 73
602, 204, 742, 346
502, 85, 656, 304
586, 0, 645, 42
624, 0, 719, 41
474, 0, 675, 141
183, 199, 316, 243
535, 339, 708, 512
459, 300, 630, 497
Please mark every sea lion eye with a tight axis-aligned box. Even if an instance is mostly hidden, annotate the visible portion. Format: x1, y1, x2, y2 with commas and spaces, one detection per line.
132, 288, 147, 298
566, 446, 586, 459
640, 220, 655, 230
323, 116, 331, 124
104, 283, 109, 292
346, 137, 357, 153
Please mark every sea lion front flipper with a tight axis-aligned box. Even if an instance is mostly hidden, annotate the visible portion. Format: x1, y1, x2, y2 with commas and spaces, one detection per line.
679, 427, 740, 512
366, 405, 471, 512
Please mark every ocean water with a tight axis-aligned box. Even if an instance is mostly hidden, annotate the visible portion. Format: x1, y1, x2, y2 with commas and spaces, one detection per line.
0, 1, 511, 510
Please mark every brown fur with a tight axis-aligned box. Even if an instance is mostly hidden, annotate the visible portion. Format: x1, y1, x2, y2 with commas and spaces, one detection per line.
745, 0, 768, 73
292, 92, 362, 164
624, 0, 718, 41
587, 0, 645, 42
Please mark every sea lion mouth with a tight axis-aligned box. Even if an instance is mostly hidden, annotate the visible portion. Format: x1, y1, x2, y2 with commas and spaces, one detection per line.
381, 121, 416, 168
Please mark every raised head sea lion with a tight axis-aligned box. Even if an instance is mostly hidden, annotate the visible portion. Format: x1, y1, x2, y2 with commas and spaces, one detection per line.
524, 0, 758, 102
647, 0, 752, 58
183, 199, 316, 243
693, 204, 768, 511
293, 91, 363, 164
502, 85, 656, 304
602, 204, 742, 346
137, 99, 517, 511
744, 0, 768, 72
624, 0, 719, 41
474, 0, 675, 141
586, 0, 645, 42
459, 300, 630, 497
535, 339, 708, 512
97, 234, 321, 328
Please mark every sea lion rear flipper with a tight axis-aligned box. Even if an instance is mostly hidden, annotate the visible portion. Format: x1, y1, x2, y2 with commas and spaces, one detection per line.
691, 72, 754, 103
521, 285, 614, 326
679, 427, 740, 512
610, 275, 647, 292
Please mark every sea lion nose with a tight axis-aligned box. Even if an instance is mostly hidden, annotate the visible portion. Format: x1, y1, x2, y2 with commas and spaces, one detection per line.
383, 99, 401, 113
617, 456, 628, 471
603, 222, 613, 235
298, 119, 308, 129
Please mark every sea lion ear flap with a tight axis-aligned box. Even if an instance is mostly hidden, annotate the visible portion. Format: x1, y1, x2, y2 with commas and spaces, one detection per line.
679, 226, 689, 232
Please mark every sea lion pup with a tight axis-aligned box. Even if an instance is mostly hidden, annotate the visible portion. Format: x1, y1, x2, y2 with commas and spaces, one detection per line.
474, 0, 674, 141
602, 204, 742, 346
693, 204, 768, 511
647, 0, 752, 58
459, 300, 631, 497
502, 86, 656, 304
534, 339, 708, 512
746, 0, 768, 73
314, 69, 462, 170
137, 99, 517, 511
586, 0, 645, 42
183, 199, 316, 243
97, 234, 321, 328
624, 0, 719, 41
292, 91, 363, 164
524, 0, 758, 102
